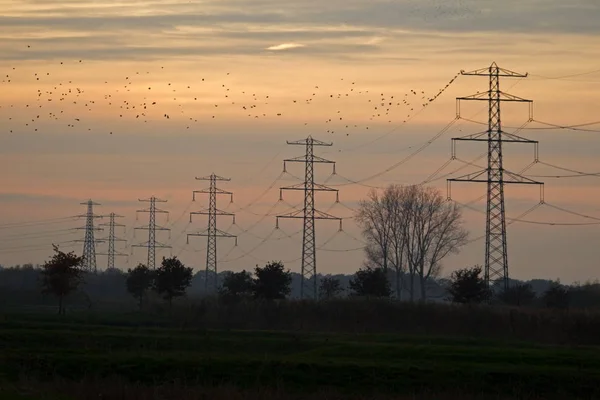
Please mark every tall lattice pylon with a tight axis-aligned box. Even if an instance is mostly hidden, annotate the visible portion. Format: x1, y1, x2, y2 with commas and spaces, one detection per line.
132, 197, 171, 269
187, 174, 237, 293
276, 136, 342, 300
98, 213, 127, 270
75, 200, 103, 274
447, 62, 544, 292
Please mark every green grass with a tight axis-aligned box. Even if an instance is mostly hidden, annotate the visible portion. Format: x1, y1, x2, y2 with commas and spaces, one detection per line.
1, 314, 600, 399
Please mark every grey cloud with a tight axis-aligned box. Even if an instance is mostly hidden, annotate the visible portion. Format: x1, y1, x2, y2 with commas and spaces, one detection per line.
4, 0, 600, 35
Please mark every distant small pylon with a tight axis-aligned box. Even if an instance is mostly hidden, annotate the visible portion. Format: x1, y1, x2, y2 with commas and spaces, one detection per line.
132, 197, 171, 269
75, 200, 103, 274
98, 213, 127, 270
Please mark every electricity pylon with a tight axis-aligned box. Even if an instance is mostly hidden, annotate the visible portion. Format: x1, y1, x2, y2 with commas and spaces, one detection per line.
98, 213, 127, 270
75, 200, 103, 274
447, 62, 544, 292
132, 197, 171, 269
187, 174, 237, 293
276, 136, 342, 300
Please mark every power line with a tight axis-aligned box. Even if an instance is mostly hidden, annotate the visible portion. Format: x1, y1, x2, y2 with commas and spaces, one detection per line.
330, 117, 459, 187
529, 68, 600, 80
342, 71, 461, 152
0, 216, 77, 230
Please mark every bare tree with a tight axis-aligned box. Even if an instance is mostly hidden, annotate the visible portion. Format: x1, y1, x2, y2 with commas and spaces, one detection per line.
356, 185, 410, 299
356, 185, 468, 302
403, 186, 468, 301
356, 189, 393, 272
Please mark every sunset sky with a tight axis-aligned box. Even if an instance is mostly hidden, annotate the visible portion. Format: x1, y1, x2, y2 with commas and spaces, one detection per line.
1, 0, 600, 283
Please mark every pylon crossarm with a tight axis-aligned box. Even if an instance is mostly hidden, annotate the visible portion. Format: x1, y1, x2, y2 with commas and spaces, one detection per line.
314, 209, 342, 220
188, 229, 209, 237
458, 91, 532, 103
452, 132, 488, 141
281, 182, 308, 191
500, 132, 538, 144
448, 169, 488, 182
461, 64, 527, 77
196, 174, 230, 181
313, 183, 339, 192
286, 138, 332, 146
214, 228, 237, 238
503, 170, 544, 185
277, 208, 304, 219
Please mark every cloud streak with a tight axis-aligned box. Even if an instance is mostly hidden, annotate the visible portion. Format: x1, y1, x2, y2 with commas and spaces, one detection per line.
266, 43, 305, 51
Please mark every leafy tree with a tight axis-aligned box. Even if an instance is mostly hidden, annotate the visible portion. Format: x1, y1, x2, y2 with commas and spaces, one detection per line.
220, 270, 254, 302
498, 283, 536, 306
447, 265, 490, 304
126, 263, 154, 310
319, 276, 343, 300
152, 256, 193, 308
542, 281, 570, 309
349, 266, 391, 298
253, 261, 292, 300
40, 245, 84, 315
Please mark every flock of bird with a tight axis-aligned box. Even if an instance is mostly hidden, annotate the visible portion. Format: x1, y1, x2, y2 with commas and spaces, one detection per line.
1, 49, 460, 144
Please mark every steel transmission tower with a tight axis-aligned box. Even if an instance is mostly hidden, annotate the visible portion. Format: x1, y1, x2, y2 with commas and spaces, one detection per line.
76, 200, 103, 274
132, 197, 171, 269
447, 62, 543, 291
276, 136, 342, 300
187, 174, 237, 292
98, 213, 127, 270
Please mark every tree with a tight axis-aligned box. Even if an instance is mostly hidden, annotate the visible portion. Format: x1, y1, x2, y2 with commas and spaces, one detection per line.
357, 185, 468, 302
403, 186, 468, 301
542, 281, 570, 309
349, 266, 391, 298
152, 256, 193, 308
40, 245, 84, 315
447, 265, 490, 304
319, 276, 343, 300
498, 283, 536, 306
126, 264, 154, 310
220, 270, 254, 302
253, 261, 292, 300
356, 186, 406, 299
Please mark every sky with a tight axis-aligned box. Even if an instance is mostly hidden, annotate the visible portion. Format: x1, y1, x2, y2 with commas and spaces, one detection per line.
1, 0, 600, 283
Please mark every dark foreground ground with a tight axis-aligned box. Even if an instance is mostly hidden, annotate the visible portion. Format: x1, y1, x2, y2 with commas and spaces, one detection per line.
0, 312, 599, 400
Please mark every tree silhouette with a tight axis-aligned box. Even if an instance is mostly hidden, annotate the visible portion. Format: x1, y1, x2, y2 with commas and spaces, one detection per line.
319, 276, 343, 300
349, 266, 391, 298
152, 256, 193, 308
40, 245, 84, 315
126, 263, 154, 310
447, 265, 490, 304
498, 283, 536, 306
542, 281, 570, 309
220, 270, 254, 302
253, 261, 292, 300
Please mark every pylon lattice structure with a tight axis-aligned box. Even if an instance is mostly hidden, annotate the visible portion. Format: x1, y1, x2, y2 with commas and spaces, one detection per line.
75, 200, 104, 274
132, 197, 171, 269
98, 213, 127, 270
276, 136, 342, 300
187, 174, 237, 293
447, 62, 544, 292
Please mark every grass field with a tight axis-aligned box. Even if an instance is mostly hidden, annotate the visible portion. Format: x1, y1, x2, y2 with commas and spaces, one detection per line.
1, 312, 600, 400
